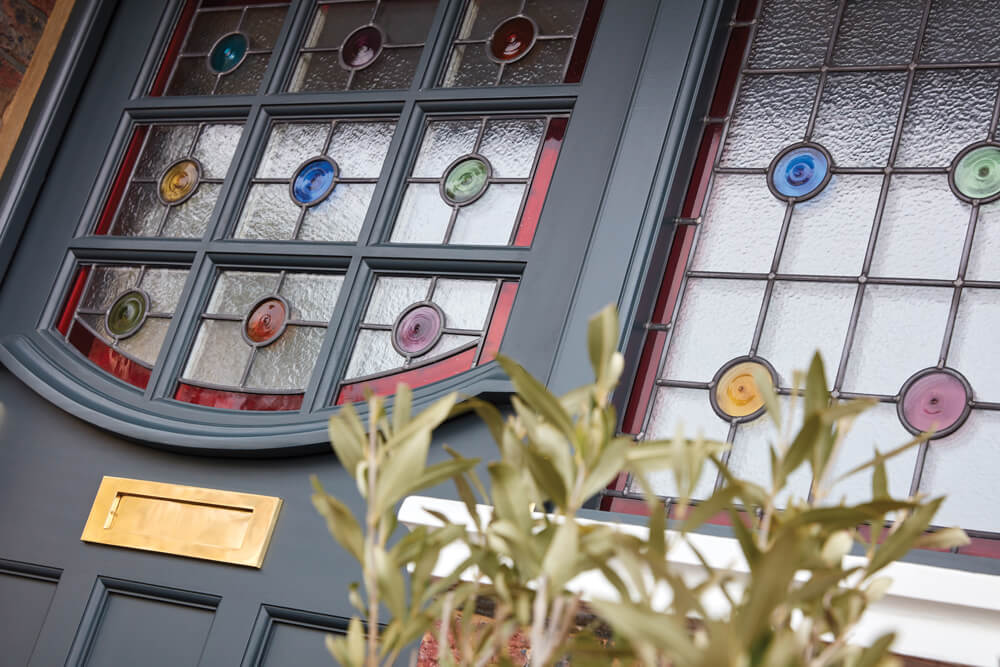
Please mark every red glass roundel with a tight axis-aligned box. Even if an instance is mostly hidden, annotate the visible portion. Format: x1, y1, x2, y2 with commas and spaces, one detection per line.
489, 16, 537, 63
393, 304, 443, 356
899, 370, 970, 436
340, 25, 384, 70
245, 298, 287, 345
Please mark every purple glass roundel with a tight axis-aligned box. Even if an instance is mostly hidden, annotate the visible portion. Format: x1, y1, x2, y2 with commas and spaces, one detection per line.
899, 370, 970, 436
393, 304, 443, 357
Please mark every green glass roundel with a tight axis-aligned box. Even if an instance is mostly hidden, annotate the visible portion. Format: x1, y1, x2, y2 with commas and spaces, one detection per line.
954, 145, 1000, 201
209, 33, 249, 74
106, 290, 148, 338
443, 157, 489, 204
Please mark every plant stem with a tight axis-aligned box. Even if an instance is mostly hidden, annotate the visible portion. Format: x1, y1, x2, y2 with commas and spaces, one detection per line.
366, 411, 379, 667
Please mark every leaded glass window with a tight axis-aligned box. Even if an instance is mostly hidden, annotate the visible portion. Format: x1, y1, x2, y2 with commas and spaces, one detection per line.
619, 0, 1000, 545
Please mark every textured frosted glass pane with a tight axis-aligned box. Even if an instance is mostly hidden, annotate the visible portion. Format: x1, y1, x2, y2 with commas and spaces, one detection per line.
82, 266, 140, 310
183, 320, 251, 386
423, 333, 477, 360
692, 174, 786, 273
161, 183, 219, 238
412, 121, 480, 177
298, 184, 374, 242
365, 277, 432, 325
215, 53, 268, 95
80, 313, 110, 343
842, 284, 952, 395
812, 72, 906, 168
897, 69, 999, 167
391, 184, 453, 244
329, 122, 395, 178
432, 279, 495, 330
642, 387, 726, 501
779, 175, 881, 276
185, 10, 240, 52
135, 125, 199, 179
305, 2, 375, 48
500, 40, 572, 86
140, 268, 188, 313
920, 0, 1000, 64
352, 47, 421, 90
245, 326, 325, 391
720, 74, 819, 168
280, 273, 343, 322
166, 57, 216, 96
450, 184, 524, 245
241, 6, 287, 49
825, 403, 918, 506
346, 329, 405, 379
919, 409, 1000, 532
525, 0, 586, 35
192, 123, 242, 178
757, 281, 856, 387
258, 123, 330, 178
117, 318, 170, 366
207, 271, 280, 316
235, 184, 300, 240
832, 0, 922, 66
289, 53, 351, 92
377, 0, 437, 43
479, 119, 545, 179
456, 0, 521, 40
441, 45, 499, 88
965, 202, 1000, 281
869, 175, 970, 280
662, 279, 766, 382
950, 288, 1000, 403
748, 0, 838, 69
110, 183, 162, 237
730, 401, 812, 507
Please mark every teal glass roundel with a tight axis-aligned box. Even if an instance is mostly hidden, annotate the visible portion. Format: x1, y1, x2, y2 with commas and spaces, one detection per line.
443, 157, 489, 204
953, 145, 1000, 202
769, 145, 830, 200
292, 158, 337, 205
209, 33, 249, 74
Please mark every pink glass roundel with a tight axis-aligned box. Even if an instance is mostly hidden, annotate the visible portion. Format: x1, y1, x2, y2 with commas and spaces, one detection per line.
900, 371, 969, 435
393, 304, 443, 356
341, 25, 383, 70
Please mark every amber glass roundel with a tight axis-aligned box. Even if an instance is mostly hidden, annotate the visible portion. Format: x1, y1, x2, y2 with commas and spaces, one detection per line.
713, 359, 774, 420
244, 297, 288, 346
159, 159, 201, 205
489, 16, 537, 63
106, 290, 148, 338
898, 368, 971, 438
443, 156, 490, 205
952, 144, 1000, 202
340, 25, 384, 70
393, 303, 443, 356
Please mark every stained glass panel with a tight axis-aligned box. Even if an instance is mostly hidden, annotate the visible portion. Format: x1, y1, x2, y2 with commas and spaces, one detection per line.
620, 0, 1000, 540
153, 0, 291, 96
59, 264, 190, 390
336, 275, 517, 403
390, 115, 566, 246
235, 118, 397, 242
441, 0, 604, 87
287, 0, 439, 92
97, 122, 243, 238
177, 270, 343, 410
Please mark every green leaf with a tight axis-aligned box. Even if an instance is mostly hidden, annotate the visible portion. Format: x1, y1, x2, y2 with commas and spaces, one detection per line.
834, 433, 927, 483
391, 383, 412, 434
497, 355, 576, 439
679, 485, 736, 533
488, 462, 532, 534
310, 478, 364, 563
780, 413, 821, 485
854, 632, 897, 667
804, 351, 830, 416
867, 498, 944, 574
541, 519, 579, 591
452, 397, 506, 447
872, 447, 888, 501
728, 507, 760, 568
521, 446, 569, 508
913, 526, 969, 551
374, 545, 406, 620
588, 599, 698, 664
577, 436, 631, 504
750, 364, 781, 430
397, 459, 481, 509
587, 304, 620, 389
648, 499, 666, 562
328, 407, 365, 474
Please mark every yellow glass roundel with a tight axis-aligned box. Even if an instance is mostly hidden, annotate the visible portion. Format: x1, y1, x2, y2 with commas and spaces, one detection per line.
715, 361, 771, 418
159, 159, 200, 204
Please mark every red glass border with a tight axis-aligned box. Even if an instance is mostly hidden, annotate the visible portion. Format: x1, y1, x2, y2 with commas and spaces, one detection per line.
174, 383, 304, 411
57, 266, 91, 336
564, 0, 605, 84
67, 322, 152, 389
150, 0, 198, 96
95, 126, 148, 235
514, 118, 567, 247
479, 280, 518, 364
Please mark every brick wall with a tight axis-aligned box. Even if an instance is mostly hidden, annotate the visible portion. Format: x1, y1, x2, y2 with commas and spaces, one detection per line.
0, 0, 54, 131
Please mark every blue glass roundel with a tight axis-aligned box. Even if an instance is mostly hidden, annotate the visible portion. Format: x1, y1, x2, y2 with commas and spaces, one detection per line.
769, 145, 831, 200
291, 158, 337, 205
209, 33, 249, 74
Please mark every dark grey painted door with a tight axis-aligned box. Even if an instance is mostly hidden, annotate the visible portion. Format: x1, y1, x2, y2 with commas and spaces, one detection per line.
0, 0, 720, 663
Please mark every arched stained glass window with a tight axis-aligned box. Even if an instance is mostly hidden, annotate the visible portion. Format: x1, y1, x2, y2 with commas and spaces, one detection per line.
613, 0, 1000, 549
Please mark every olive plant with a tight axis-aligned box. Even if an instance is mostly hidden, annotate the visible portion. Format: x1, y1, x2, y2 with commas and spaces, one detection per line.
312, 305, 967, 667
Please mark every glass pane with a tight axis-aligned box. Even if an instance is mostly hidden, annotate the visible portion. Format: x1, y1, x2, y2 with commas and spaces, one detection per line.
329, 121, 396, 178
869, 175, 971, 280
81, 266, 142, 311
832, 0, 922, 66
662, 279, 766, 382
235, 184, 300, 240
117, 317, 170, 366
183, 319, 252, 387
412, 120, 480, 178
280, 273, 344, 322
376, 0, 438, 43
756, 281, 856, 387
425, 333, 477, 360
524, 0, 585, 36
345, 329, 405, 379
748, 0, 838, 69
160, 182, 220, 238
390, 184, 453, 244
289, 53, 351, 92
920, 0, 1000, 64
139, 268, 189, 313
720, 74, 819, 168
499, 40, 572, 86
191, 123, 243, 178
729, 398, 812, 507
812, 72, 907, 168
691, 173, 786, 273
352, 47, 422, 90
109, 184, 163, 237
441, 44, 499, 87
842, 284, 952, 396
241, 5, 287, 49
965, 201, 1000, 282
456, 0, 522, 40
298, 183, 375, 242
432, 279, 496, 330
949, 288, 1000, 402
450, 184, 524, 245
778, 175, 881, 277
135, 125, 199, 180
478, 118, 545, 179
245, 326, 326, 391
303, 2, 375, 48
364, 277, 432, 325
258, 123, 330, 179
207, 272, 281, 316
